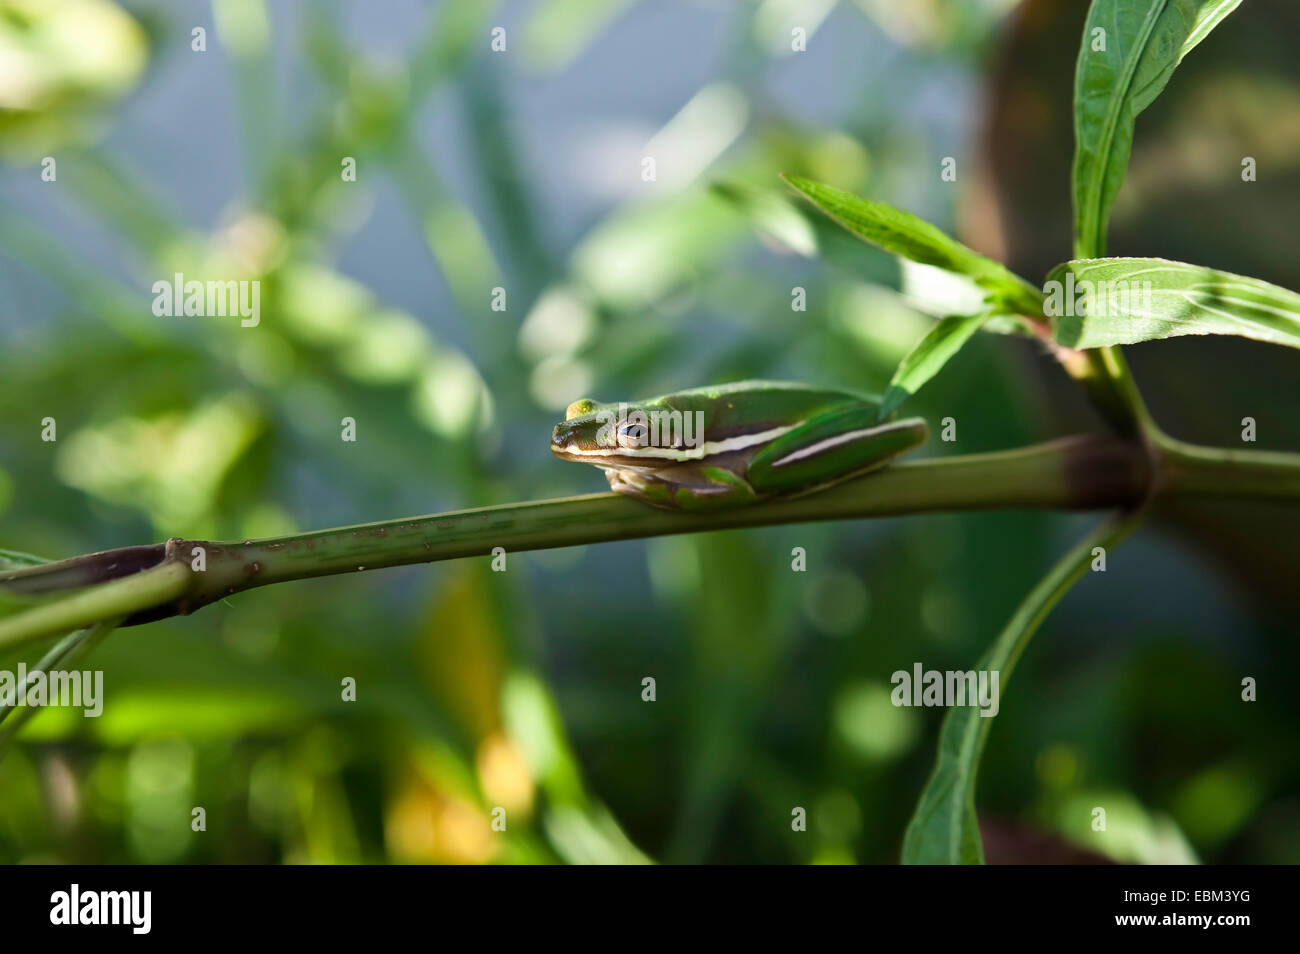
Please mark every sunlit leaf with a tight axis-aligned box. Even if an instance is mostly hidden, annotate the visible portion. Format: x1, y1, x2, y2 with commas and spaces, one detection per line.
879, 310, 994, 419
1047, 257, 1300, 350
1071, 0, 1243, 258
783, 174, 1042, 316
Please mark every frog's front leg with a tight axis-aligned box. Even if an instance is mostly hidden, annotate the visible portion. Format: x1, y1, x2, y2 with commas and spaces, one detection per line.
747, 404, 928, 495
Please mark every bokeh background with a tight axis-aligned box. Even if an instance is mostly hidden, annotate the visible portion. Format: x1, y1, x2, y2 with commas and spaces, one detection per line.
2, 0, 1298, 864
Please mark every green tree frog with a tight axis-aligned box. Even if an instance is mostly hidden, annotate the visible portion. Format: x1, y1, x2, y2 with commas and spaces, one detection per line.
551, 380, 928, 511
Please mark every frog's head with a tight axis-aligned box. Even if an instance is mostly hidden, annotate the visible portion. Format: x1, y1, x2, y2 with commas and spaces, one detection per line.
551, 397, 671, 466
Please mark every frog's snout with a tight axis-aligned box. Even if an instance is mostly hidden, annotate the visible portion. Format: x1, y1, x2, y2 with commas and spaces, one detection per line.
551, 422, 577, 455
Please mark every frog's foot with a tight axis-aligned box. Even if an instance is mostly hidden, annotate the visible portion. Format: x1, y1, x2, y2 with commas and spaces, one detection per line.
747, 405, 927, 495
679, 466, 760, 510
605, 467, 650, 496
604, 465, 760, 511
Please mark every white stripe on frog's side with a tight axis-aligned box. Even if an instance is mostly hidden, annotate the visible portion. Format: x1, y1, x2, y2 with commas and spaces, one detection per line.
563, 424, 795, 462
768, 423, 903, 468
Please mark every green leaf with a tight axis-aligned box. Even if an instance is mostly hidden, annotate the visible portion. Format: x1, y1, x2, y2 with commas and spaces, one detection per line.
1072, 0, 1242, 258
1047, 258, 1300, 350
879, 310, 995, 419
902, 513, 1143, 864
782, 175, 1042, 316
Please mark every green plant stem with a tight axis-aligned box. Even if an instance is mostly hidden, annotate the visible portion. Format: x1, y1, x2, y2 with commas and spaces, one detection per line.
0, 563, 187, 655
1097, 344, 1160, 431
1071, 346, 1158, 442
1156, 436, 1300, 499
902, 506, 1147, 864
0, 437, 1145, 643
1022, 302, 1153, 442
2, 429, 1299, 655
226, 435, 1142, 584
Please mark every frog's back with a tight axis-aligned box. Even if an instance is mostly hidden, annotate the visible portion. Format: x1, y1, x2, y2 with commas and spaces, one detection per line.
651, 380, 875, 440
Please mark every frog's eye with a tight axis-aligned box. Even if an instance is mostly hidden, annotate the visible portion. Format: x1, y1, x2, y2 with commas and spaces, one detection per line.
617, 421, 649, 448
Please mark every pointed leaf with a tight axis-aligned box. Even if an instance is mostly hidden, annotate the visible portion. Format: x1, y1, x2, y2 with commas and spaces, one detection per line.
879, 311, 995, 419
1072, 0, 1243, 258
783, 175, 1042, 316
1047, 257, 1300, 350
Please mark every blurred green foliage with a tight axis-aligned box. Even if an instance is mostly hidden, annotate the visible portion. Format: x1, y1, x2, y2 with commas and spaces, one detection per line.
1, 0, 1297, 864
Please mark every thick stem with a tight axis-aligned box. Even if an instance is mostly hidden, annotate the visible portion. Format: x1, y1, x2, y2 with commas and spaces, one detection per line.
1157, 436, 1300, 500
0, 437, 1147, 637
1073, 346, 1155, 442
170, 435, 1147, 612
1, 429, 1296, 653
